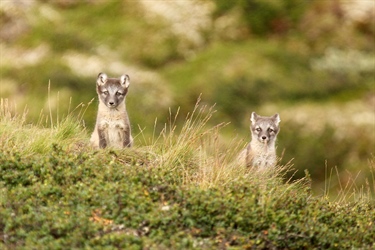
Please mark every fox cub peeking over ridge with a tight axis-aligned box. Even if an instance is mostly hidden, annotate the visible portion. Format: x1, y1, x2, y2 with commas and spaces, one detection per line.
239, 112, 280, 169
90, 72, 133, 149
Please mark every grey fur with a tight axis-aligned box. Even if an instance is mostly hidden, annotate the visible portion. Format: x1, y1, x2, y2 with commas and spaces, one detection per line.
90, 72, 132, 149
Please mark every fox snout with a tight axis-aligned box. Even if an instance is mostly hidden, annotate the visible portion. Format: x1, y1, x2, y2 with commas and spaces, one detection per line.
107, 98, 118, 108
259, 134, 270, 143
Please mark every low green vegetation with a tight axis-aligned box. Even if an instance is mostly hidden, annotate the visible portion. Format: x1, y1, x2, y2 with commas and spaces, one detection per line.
1, 100, 374, 249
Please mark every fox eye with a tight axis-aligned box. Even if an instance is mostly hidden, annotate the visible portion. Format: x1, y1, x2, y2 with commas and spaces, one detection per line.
116, 91, 123, 96
268, 128, 275, 133
102, 90, 109, 95
256, 127, 261, 132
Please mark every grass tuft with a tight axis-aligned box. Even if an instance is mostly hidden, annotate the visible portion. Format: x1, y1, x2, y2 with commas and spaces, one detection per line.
0, 97, 91, 155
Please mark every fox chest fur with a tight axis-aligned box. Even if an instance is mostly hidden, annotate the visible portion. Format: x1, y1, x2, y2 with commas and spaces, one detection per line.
92, 102, 131, 148
246, 141, 277, 169
90, 73, 132, 149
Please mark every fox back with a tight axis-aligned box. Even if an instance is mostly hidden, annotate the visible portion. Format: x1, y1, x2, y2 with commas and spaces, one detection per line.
90, 72, 132, 149
241, 112, 280, 169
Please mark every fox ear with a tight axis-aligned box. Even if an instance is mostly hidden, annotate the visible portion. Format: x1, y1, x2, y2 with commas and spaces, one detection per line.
272, 113, 281, 125
120, 74, 130, 88
250, 112, 258, 123
97, 72, 107, 86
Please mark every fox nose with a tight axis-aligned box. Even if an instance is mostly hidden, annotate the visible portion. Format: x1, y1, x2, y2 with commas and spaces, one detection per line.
109, 101, 115, 106
261, 136, 267, 140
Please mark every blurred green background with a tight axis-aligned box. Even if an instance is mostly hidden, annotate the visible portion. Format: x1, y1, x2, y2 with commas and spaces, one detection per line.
1, 0, 374, 195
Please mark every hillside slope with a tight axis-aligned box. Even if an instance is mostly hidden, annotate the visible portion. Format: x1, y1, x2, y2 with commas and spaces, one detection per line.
1, 104, 374, 249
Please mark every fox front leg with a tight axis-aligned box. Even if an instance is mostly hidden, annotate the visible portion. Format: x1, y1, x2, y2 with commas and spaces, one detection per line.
123, 129, 132, 148
98, 127, 108, 149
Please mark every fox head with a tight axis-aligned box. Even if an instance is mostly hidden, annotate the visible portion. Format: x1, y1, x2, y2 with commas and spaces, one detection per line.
96, 72, 130, 109
250, 112, 280, 144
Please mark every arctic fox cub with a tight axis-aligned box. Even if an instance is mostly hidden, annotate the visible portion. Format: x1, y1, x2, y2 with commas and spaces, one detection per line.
239, 112, 280, 169
90, 72, 132, 149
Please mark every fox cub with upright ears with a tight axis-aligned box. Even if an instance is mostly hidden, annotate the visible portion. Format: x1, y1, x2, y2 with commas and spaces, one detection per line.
90, 72, 133, 149
239, 112, 280, 169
